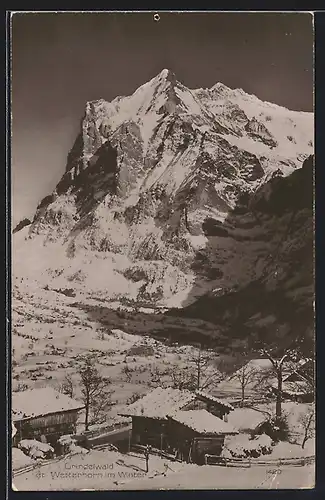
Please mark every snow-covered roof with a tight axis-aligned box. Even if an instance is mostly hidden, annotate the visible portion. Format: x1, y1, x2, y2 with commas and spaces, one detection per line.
232, 358, 293, 373
283, 368, 313, 382
271, 379, 312, 396
217, 358, 294, 395
12, 388, 85, 421
196, 390, 234, 411
227, 408, 268, 432
119, 387, 196, 419
168, 410, 238, 435
244, 358, 274, 368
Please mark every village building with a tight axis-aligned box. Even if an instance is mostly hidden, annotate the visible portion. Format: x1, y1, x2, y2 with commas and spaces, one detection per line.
167, 410, 238, 464
268, 357, 314, 403
12, 388, 84, 450
119, 387, 235, 463
270, 372, 313, 403
216, 358, 274, 404
216, 357, 313, 405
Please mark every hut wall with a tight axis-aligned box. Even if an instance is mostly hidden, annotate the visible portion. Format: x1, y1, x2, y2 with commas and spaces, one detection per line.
167, 419, 196, 461
167, 419, 226, 464
16, 410, 80, 444
131, 416, 167, 449
193, 436, 225, 463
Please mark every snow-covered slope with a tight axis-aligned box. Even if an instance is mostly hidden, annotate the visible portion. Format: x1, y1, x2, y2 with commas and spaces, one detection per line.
13, 69, 313, 311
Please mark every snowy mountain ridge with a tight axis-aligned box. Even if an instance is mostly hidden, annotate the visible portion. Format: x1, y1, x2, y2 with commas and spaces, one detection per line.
13, 69, 313, 311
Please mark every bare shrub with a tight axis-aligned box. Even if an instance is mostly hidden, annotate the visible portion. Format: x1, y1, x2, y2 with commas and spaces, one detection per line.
299, 407, 315, 449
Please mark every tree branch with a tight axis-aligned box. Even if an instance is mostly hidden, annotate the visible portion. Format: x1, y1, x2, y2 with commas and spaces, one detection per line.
279, 354, 288, 367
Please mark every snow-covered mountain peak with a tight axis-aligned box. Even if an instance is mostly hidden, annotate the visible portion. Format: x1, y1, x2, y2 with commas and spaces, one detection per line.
23, 70, 313, 310
210, 81, 233, 96
13, 68, 314, 353
156, 68, 177, 82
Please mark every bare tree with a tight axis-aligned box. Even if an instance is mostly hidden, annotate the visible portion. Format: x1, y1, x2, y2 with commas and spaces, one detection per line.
262, 348, 316, 420
263, 349, 289, 419
58, 374, 75, 399
288, 357, 315, 449
122, 364, 132, 383
186, 345, 243, 391
153, 346, 250, 394
170, 367, 197, 391
229, 363, 260, 407
193, 347, 210, 390
186, 345, 221, 391
299, 407, 315, 449
77, 354, 112, 431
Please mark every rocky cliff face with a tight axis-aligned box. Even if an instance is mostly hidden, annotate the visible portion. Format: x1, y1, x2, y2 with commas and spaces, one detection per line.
13, 69, 313, 333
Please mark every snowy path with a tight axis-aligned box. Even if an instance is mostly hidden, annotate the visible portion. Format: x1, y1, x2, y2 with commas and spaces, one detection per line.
13, 448, 314, 491
116, 463, 314, 490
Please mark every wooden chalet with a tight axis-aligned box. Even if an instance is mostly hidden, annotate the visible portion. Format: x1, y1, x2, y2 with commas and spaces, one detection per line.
12, 388, 84, 449
119, 387, 235, 461
270, 359, 314, 403
270, 374, 313, 403
167, 410, 238, 464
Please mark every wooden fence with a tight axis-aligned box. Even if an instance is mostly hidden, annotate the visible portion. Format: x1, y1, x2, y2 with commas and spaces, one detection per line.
132, 443, 181, 462
13, 455, 66, 476
205, 454, 315, 467
79, 421, 130, 440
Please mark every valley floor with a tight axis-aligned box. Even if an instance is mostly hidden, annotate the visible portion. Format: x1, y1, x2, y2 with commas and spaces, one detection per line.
11, 280, 315, 492
12, 282, 226, 428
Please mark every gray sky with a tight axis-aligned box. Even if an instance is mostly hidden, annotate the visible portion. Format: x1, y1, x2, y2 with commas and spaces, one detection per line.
11, 11, 314, 225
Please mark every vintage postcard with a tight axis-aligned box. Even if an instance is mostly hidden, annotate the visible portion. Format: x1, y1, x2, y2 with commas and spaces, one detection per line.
10, 10, 315, 491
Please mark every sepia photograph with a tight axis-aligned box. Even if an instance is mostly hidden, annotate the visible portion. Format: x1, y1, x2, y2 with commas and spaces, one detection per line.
10, 10, 314, 490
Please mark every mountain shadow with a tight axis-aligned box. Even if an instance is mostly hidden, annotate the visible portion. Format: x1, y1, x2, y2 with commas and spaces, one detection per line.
166, 155, 314, 356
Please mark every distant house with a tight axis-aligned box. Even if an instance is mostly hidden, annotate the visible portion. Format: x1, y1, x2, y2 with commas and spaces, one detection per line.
216, 358, 297, 404
118, 387, 235, 460
217, 358, 274, 401
12, 388, 84, 449
270, 372, 314, 403
268, 358, 314, 403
